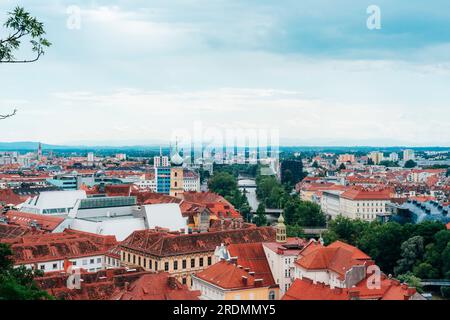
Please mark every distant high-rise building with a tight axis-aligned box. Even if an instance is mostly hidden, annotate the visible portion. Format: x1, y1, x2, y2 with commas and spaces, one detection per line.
87, 152, 94, 163
389, 152, 399, 162
338, 154, 355, 163
154, 147, 169, 167
116, 153, 127, 161
37, 142, 42, 160
368, 151, 384, 165
403, 149, 415, 162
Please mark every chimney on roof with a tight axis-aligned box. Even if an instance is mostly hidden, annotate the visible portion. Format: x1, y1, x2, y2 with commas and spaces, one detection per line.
254, 279, 263, 288
229, 257, 238, 265
348, 289, 360, 300
406, 287, 416, 300
242, 276, 248, 286
167, 276, 177, 289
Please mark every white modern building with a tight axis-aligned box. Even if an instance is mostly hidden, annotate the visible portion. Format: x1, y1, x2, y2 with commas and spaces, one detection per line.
66, 196, 189, 240
339, 189, 392, 221
19, 190, 87, 215
320, 190, 345, 220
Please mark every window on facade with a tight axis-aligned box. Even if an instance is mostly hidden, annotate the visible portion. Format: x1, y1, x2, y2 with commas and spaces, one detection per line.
40, 265, 45, 270
269, 291, 276, 300
165, 262, 169, 271
82, 260, 87, 265
182, 259, 186, 269
199, 257, 204, 267
182, 277, 187, 285
155, 261, 158, 270
133, 255, 136, 264
191, 258, 195, 268
90, 259, 94, 264
128, 253, 131, 263
143, 258, 147, 268
53, 263, 57, 269
174, 260, 178, 270
208, 256, 212, 266
97, 258, 101, 264
73, 261, 77, 266
138, 257, 141, 265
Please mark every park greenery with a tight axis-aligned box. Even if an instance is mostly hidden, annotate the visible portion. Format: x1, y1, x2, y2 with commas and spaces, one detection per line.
0, 243, 52, 300
323, 216, 450, 288
207, 171, 252, 222
404, 159, 418, 168
255, 162, 326, 233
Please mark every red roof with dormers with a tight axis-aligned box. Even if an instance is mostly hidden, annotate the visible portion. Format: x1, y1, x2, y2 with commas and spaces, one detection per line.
5, 210, 65, 232
3, 231, 117, 265
121, 227, 276, 258
112, 273, 200, 300
282, 276, 418, 300
295, 241, 371, 280
341, 188, 392, 201
194, 260, 268, 290
35, 268, 198, 300
227, 242, 276, 287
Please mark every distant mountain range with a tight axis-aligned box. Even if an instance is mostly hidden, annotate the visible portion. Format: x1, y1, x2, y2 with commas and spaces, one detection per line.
0, 141, 448, 152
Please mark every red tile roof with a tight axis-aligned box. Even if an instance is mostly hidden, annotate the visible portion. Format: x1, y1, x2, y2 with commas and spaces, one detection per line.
195, 260, 268, 290
282, 278, 348, 300
227, 242, 276, 287
295, 241, 371, 279
0, 188, 28, 206
5, 210, 65, 232
113, 273, 200, 300
283, 276, 418, 300
0, 223, 44, 240
121, 227, 276, 258
341, 188, 392, 200
3, 231, 117, 265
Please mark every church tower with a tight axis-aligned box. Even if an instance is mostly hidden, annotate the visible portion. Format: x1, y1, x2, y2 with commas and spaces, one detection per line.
276, 213, 287, 243
37, 142, 42, 160
170, 140, 184, 198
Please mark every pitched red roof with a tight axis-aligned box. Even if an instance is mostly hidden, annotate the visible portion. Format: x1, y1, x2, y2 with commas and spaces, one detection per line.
295, 241, 371, 279
5, 210, 65, 232
121, 227, 276, 257
341, 188, 392, 200
0, 188, 28, 206
195, 260, 267, 290
282, 278, 348, 300
3, 231, 117, 265
113, 273, 200, 300
227, 242, 276, 287
0, 223, 44, 240
283, 276, 418, 300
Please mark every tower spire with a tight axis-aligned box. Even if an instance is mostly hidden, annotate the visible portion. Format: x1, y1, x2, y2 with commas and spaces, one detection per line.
276, 213, 287, 243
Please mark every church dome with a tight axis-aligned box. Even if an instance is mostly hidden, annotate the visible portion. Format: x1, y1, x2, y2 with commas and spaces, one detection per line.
171, 151, 184, 166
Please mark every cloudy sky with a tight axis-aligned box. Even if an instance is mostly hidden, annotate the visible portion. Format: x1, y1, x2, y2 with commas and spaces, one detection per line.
0, 0, 449, 146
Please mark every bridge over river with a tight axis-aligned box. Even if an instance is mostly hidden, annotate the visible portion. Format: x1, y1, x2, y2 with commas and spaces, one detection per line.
421, 279, 450, 287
